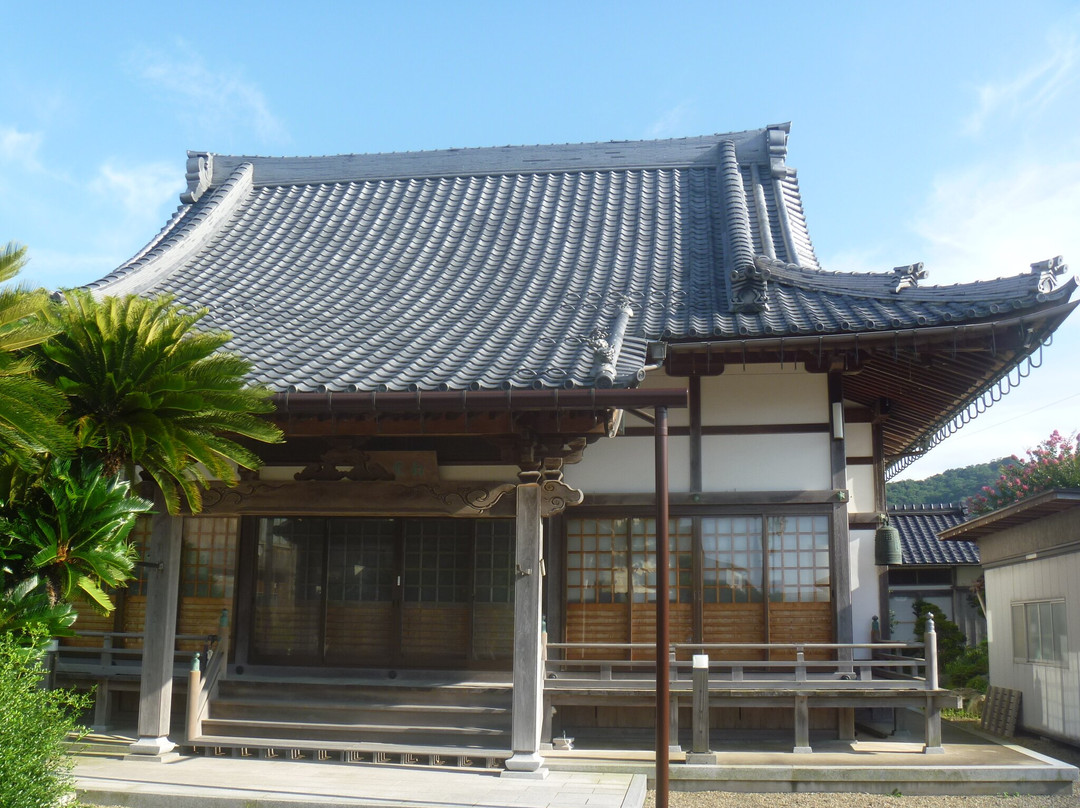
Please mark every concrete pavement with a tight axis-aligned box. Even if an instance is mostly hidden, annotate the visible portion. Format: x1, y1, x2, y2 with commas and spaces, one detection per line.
75, 754, 646, 808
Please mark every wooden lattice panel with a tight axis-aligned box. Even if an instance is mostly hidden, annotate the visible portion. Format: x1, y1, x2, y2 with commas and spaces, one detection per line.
564, 603, 629, 659
982, 685, 1022, 737
769, 601, 833, 660
703, 603, 766, 650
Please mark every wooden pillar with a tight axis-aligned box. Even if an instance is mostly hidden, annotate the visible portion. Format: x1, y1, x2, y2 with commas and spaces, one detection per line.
838, 708, 856, 741
503, 480, 548, 779
655, 406, 671, 807
923, 614, 945, 754
691, 655, 710, 755
793, 694, 812, 753
127, 495, 183, 760
828, 372, 853, 647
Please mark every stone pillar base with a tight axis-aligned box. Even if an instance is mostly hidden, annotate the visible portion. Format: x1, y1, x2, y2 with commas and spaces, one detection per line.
686, 752, 718, 765
126, 735, 178, 762
503, 751, 549, 778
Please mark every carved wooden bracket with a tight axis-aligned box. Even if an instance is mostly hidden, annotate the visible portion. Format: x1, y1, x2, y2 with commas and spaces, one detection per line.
540, 479, 584, 517
294, 447, 394, 482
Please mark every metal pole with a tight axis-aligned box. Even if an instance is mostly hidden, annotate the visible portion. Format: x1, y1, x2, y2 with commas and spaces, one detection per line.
655, 405, 670, 808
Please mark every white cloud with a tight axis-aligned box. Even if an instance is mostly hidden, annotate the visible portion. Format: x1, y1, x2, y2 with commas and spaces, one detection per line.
645, 101, 694, 139
963, 32, 1079, 136
91, 161, 180, 219
0, 125, 43, 170
912, 160, 1080, 285
128, 42, 287, 143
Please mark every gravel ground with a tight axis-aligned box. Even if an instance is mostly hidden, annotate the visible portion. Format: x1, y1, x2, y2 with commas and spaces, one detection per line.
644, 723, 1080, 808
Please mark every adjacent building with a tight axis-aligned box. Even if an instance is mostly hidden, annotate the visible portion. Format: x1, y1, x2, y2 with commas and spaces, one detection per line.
941, 490, 1080, 744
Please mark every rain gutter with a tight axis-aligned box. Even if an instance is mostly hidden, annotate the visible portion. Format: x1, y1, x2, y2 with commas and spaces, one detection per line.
272, 387, 688, 417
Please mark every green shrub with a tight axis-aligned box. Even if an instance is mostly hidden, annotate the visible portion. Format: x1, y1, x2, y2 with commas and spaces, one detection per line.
913, 601, 968, 674
945, 639, 990, 691
0, 631, 90, 808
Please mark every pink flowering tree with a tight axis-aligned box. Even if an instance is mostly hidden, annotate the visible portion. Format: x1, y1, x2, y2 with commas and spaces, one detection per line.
969, 430, 1080, 514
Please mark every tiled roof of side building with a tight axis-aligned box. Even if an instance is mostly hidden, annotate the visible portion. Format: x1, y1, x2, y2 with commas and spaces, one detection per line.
887, 504, 980, 566
87, 125, 1077, 394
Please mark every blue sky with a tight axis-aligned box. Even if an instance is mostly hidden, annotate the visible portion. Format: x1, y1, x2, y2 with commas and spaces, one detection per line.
3, 1, 1079, 479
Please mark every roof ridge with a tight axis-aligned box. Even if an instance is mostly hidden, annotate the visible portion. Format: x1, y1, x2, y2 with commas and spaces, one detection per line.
888, 502, 967, 513
757, 255, 1076, 303
91, 163, 254, 297
202, 125, 787, 163
194, 126, 793, 191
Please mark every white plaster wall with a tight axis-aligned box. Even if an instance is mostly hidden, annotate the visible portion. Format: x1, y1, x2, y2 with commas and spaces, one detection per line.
699, 365, 828, 425
849, 528, 879, 650
700, 433, 830, 491
637, 370, 690, 427
439, 465, 519, 483
563, 436, 691, 494
845, 421, 873, 457
986, 554, 1080, 742
846, 465, 876, 514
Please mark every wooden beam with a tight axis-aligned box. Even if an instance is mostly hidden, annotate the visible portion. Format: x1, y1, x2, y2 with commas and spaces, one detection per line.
579, 491, 845, 509
195, 479, 518, 518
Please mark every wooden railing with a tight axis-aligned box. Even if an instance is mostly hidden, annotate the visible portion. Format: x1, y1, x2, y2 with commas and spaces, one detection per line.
56, 631, 216, 677
56, 629, 221, 731
187, 611, 230, 742
546, 641, 932, 686
543, 617, 953, 754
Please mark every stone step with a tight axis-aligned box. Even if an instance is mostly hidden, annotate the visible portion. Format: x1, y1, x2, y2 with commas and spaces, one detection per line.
66, 731, 135, 758
209, 696, 511, 728
216, 679, 513, 707
186, 734, 510, 767
201, 716, 510, 743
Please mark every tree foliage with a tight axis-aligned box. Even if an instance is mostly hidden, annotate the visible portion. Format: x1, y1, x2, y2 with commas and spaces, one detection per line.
969, 430, 1080, 514
0, 460, 150, 612
37, 290, 282, 515
0, 243, 72, 464
886, 458, 1015, 506
0, 243, 282, 644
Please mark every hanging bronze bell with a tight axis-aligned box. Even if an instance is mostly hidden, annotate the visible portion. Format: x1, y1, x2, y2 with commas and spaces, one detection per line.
875, 516, 902, 566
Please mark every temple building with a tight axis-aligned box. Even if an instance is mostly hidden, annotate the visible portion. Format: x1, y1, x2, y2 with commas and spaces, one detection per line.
71, 124, 1076, 769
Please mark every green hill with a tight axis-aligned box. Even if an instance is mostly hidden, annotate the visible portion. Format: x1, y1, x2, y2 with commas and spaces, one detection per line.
886, 458, 1016, 506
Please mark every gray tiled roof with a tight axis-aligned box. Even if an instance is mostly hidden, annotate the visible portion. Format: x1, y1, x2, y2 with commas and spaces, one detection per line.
89, 125, 1076, 394
888, 504, 980, 566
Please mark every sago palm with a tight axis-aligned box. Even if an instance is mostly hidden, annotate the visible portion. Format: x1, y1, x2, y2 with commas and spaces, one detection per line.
0, 574, 77, 644
37, 291, 282, 515
0, 243, 72, 466
0, 460, 150, 612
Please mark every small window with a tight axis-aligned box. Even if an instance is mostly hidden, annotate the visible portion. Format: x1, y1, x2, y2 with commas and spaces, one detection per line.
1012, 600, 1068, 664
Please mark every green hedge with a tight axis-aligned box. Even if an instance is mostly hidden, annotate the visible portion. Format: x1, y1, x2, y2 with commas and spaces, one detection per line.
0, 632, 90, 808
